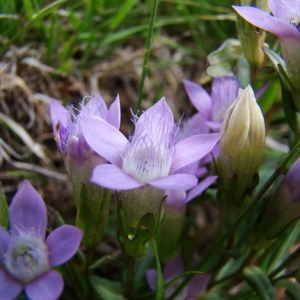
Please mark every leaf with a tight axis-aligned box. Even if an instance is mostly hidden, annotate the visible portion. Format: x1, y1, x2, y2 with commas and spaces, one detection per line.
243, 266, 274, 300
0, 183, 8, 229
277, 280, 300, 300
90, 275, 126, 300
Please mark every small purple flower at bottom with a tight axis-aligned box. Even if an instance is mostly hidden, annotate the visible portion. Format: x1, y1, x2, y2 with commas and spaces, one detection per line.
0, 181, 82, 300
146, 256, 210, 300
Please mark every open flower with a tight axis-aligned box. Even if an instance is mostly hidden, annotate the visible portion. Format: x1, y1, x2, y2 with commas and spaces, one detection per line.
183, 77, 240, 131
146, 256, 210, 299
80, 97, 222, 192
233, 1, 300, 109
0, 181, 82, 300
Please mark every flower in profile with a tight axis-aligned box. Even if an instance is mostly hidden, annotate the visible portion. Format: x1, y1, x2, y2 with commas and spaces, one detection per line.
50, 94, 120, 248
233, 1, 300, 109
0, 181, 82, 300
183, 77, 240, 131
80, 97, 222, 192
146, 256, 210, 299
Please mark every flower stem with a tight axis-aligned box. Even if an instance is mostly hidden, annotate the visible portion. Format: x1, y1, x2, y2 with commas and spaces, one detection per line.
124, 255, 136, 298
136, 0, 160, 110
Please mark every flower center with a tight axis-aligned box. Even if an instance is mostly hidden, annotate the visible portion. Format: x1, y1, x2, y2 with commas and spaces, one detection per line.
122, 113, 176, 184
5, 235, 50, 283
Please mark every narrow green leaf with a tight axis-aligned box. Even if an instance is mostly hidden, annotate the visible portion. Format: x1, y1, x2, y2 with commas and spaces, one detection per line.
244, 266, 274, 300
0, 183, 8, 229
109, 0, 138, 29
90, 275, 126, 300
277, 280, 300, 300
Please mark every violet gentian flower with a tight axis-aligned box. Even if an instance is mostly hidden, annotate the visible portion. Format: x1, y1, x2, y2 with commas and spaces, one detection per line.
50, 94, 120, 248
146, 256, 210, 299
0, 180, 82, 300
233, 1, 300, 110
80, 97, 222, 192
50, 94, 120, 171
183, 77, 240, 131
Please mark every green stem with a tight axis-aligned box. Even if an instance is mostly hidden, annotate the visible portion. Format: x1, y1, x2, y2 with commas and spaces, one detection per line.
168, 138, 300, 300
136, 0, 160, 110
124, 256, 136, 299
152, 239, 164, 300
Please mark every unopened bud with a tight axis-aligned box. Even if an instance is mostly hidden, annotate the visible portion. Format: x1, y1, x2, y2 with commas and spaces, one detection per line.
218, 85, 265, 223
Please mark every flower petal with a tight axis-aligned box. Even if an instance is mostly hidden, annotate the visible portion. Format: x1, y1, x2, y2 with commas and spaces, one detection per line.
0, 269, 23, 300
187, 273, 210, 296
79, 117, 128, 167
106, 95, 121, 129
0, 227, 10, 265
138, 97, 174, 127
165, 189, 187, 210
91, 164, 142, 190
183, 79, 212, 120
46, 225, 82, 267
164, 256, 184, 282
10, 180, 47, 239
146, 269, 157, 291
186, 176, 218, 203
269, 0, 297, 24
49, 99, 69, 129
232, 6, 300, 40
25, 270, 63, 300
171, 132, 223, 173
149, 174, 197, 190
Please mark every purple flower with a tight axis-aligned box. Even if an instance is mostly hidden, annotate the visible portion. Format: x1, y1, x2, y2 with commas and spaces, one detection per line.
50, 94, 120, 166
233, 1, 300, 101
146, 256, 210, 299
183, 77, 240, 131
80, 97, 222, 192
0, 181, 82, 300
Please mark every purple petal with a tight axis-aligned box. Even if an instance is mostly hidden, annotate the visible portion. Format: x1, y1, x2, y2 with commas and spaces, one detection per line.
269, 0, 297, 24
186, 176, 218, 203
165, 189, 187, 210
25, 270, 63, 300
80, 94, 107, 119
106, 95, 121, 129
232, 6, 300, 41
149, 174, 197, 190
164, 256, 184, 282
187, 273, 210, 296
79, 117, 128, 167
181, 113, 210, 138
49, 99, 69, 129
0, 227, 10, 265
46, 225, 82, 267
138, 97, 174, 127
91, 164, 142, 190
0, 269, 24, 300
171, 132, 223, 173
183, 79, 212, 120
10, 180, 47, 239
146, 269, 157, 291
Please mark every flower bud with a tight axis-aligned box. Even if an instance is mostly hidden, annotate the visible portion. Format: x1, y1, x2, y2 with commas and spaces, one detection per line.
218, 86, 265, 223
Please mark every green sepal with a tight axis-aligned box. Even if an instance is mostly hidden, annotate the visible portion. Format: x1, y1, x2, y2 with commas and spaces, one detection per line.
89, 275, 126, 300
118, 213, 155, 258
0, 183, 8, 229
243, 266, 275, 300
76, 183, 111, 249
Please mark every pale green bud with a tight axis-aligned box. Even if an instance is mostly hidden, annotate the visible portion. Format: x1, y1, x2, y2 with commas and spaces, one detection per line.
219, 85, 265, 207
